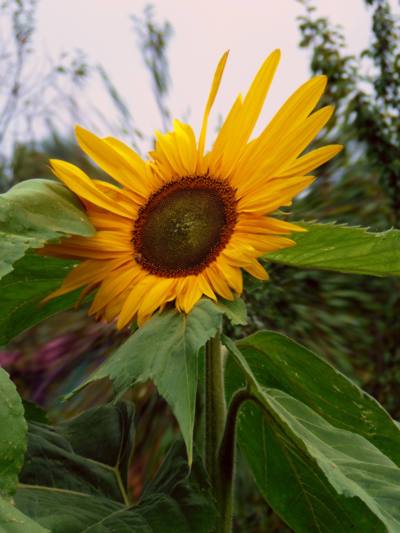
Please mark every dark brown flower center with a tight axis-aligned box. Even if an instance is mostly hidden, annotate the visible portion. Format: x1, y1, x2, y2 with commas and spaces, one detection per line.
132, 175, 237, 276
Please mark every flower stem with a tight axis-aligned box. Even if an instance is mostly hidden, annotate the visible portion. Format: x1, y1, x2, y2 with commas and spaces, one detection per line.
218, 388, 252, 533
205, 333, 251, 532
205, 330, 226, 494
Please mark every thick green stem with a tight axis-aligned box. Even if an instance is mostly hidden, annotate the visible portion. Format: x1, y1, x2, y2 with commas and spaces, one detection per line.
205, 330, 226, 493
218, 388, 252, 533
205, 332, 251, 533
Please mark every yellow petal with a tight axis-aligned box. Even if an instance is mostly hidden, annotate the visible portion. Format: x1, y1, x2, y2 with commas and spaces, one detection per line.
89, 263, 144, 315
105, 137, 165, 192
210, 50, 280, 177
40, 229, 133, 262
102, 290, 128, 323
204, 264, 234, 300
39, 244, 129, 260
173, 120, 198, 175
71, 231, 132, 252
260, 106, 335, 177
176, 276, 203, 314
92, 178, 141, 210
197, 274, 217, 301
137, 277, 177, 319
244, 260, 269, 280
50, 160, 132, 218
234, 232, 295, 253
238, 176, 315, 213
260, 75, 327, 140
41, 257, 127, 304
215, 257, 243, 294
117, 275, 156, 329
198, 50, 229, 158
236, 214, 305, 234
223, 50, 281, 176
222, 240, 259, 266
260, 217, 306, 234
231, 75, 328, 187
153, 130, 185, 177
208, 95, 243, 176
75, 126, 152, 198
276, 144, 343, 177
235, 105, 334, 199
88, 209, 134, 231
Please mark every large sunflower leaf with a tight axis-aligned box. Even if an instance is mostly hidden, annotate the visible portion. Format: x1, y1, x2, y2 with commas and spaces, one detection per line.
0, 368, 27, 499
16, 462, 215, 533
0, 179, 94, 281
224, 336, 400, 532
69, 300, 223, 463
266, 222, 400, 276
0, 497, 49, 533
232, 331, 400, 465
19, 402, 135, 504
15, 405, 215, 533
0, 254, 78, 346
264, 389, 400, 531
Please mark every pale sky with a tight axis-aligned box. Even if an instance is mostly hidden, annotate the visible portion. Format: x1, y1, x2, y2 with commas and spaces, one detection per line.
35, 0, 399, 152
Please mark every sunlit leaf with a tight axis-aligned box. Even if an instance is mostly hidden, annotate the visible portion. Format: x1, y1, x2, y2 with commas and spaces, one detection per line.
267, 389, 400, 531
232, 331, 400, 464
267, 222, 400, 276
224, 335, 400, 532
0, 179, 94, 280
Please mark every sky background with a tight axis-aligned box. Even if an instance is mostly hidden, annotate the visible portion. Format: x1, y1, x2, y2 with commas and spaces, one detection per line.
35, 0, 400, 151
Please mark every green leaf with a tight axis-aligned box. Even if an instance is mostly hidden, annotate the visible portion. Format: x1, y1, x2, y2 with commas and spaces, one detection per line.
233, 331, 400, 465
0, 497, 49, 533
0, 368, 27, 499
141, 441, 216, 533
20, 402, 135, 504
70, 299, 223, 463
266, 222, 400, 276
211, 297, 248, 326
0, 179, 94, 280
0, 254, 78, 346
15, 405, 216, 533
264, 389, 400, 532
16, 465, 215, 533
21, 401, 48, 425
224, 336, 400, 532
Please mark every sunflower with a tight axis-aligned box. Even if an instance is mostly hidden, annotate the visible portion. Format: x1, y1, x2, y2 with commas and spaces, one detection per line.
41, 49, 341, 328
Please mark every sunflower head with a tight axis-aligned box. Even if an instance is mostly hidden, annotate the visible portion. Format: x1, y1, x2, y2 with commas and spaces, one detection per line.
132, 174, 238, 277
40, 49, 342, 328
